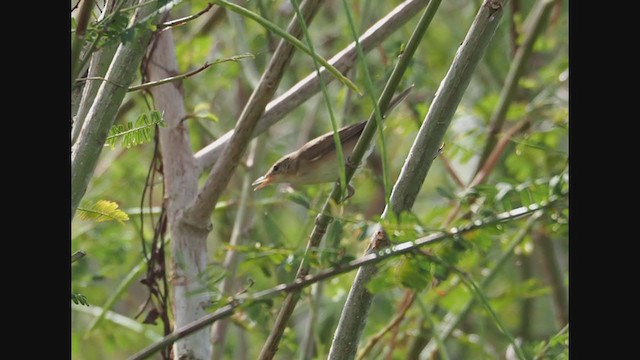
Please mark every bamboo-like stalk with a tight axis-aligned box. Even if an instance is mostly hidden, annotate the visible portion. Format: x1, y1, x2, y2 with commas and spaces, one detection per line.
71, 0, 160, 217
193, 0, 431, 172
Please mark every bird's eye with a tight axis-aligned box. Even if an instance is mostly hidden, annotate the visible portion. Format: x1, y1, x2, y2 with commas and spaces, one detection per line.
273, 165, 279, 172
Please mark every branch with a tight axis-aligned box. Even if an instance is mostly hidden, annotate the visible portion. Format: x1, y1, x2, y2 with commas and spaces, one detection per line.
127, 197, 563, 360
474, 0, 555, 174
182, 0, 323, 227
193, 0, 431, 172
157, 2, 214, 30
128, 54, 254, 92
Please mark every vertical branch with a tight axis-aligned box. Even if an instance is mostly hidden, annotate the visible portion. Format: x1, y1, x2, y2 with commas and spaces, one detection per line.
328, 1, 507, 358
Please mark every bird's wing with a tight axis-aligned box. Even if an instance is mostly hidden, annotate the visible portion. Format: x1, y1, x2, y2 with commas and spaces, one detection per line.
297, 121, 366, 161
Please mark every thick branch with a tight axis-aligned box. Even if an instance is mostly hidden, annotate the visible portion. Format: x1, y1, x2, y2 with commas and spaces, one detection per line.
146, 27, 207, 358
193, 0, 431, 172
183, 0, 323, 227
388, 0, 508, 214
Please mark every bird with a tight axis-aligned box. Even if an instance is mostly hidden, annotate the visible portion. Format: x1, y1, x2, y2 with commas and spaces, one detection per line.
252, 86, 413, 198
252, 120, 366, 191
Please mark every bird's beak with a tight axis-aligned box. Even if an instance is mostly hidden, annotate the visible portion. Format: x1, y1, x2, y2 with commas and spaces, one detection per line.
252, 175, 272, 191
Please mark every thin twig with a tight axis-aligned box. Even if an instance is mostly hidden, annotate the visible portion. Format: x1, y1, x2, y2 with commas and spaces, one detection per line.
128, 54, 253, 92
128, 197, 563, 360
75, 76, 127, 89
157, 2, 214, 30
71, 0, 81, 12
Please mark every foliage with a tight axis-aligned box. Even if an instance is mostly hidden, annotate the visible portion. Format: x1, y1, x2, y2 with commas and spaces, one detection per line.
72, 292, 90, 306
77, 200, 130, 224
72, 0, 568, 359
105, 110, 166, 149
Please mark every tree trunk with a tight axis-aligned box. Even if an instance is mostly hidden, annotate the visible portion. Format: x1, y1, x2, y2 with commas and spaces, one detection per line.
146, 29, 211, 359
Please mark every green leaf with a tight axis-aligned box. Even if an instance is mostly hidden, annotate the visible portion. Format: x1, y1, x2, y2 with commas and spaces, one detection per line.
72, 292, 90, 306
105, 110, 166, 149
77, 200, 130, 224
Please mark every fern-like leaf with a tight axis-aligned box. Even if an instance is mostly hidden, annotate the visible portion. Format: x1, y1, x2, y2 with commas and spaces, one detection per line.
72, 292, 90, 306
77, 200, 130, 224
105, 110, 166, 149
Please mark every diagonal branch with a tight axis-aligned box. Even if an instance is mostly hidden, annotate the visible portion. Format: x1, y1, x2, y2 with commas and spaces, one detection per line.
127, 196, 563, 360
193, 0, 431, 172
182, 0, 324, 227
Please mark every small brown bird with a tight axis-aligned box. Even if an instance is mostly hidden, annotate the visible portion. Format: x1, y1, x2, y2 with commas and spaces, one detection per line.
252, 86, 413, 193
252, 120, 367, 191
